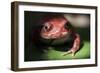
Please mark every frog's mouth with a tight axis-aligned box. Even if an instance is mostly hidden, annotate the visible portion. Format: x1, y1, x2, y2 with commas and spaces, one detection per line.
41, 31, 69, 40
39, 32, 74, 46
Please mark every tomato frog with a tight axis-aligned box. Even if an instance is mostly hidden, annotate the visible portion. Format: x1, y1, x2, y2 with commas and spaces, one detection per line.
40, 14, 81, 56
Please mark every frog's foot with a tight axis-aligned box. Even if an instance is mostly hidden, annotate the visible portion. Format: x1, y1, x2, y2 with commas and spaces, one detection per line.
62, 34, 80, 56
62, 50, 75, 56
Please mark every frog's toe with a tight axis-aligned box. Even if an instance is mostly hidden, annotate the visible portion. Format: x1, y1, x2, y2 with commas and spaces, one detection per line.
62, 50, 76, 56
62, 50, 72, 56
72, 53, 75, 56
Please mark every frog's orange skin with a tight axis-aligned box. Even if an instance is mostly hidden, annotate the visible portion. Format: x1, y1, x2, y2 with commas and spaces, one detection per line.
40, 15, 80, 56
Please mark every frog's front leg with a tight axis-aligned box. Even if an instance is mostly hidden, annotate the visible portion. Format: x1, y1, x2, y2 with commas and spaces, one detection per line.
63, 34, 80, 56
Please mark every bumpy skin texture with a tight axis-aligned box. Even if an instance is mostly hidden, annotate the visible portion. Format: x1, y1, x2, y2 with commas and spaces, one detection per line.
40, 15, 80, 56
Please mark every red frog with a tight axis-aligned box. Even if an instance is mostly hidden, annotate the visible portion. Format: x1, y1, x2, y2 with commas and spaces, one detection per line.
40, 15, 80, 56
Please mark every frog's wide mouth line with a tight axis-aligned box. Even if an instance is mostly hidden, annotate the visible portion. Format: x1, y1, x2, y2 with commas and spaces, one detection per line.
39, 33, 74, 46
40, 31, 69, 40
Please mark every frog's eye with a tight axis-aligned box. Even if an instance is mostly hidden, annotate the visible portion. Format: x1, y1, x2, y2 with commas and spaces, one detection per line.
43, 23, 52, 31
44, 25, 49, 30
65, 22, 73, 29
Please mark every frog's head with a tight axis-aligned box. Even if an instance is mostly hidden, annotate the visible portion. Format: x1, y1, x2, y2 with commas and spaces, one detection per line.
40, 15, 72, 39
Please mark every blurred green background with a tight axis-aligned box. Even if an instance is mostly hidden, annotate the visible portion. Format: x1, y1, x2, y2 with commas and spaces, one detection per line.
24, 11, 90, 61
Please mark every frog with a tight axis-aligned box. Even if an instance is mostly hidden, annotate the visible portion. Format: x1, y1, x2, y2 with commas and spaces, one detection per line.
40, 14, 81, 56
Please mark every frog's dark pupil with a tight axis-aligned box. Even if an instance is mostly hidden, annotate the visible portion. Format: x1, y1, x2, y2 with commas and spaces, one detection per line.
45, 26, 48, 30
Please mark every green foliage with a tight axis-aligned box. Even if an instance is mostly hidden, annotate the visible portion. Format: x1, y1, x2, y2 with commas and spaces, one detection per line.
42, 41, 90, 60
